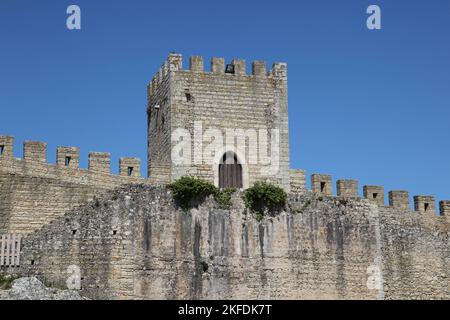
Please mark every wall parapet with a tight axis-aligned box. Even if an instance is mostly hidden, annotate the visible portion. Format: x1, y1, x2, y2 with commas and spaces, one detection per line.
337, 179, 358, 198
290, 169, 306, 194
307, 171, 448, 217
0, 135, 145, 185
414, 196, 436, 214
2, 134, 449, 219
311, 174, 332, 196
0, 136, 14, 161
389, 191, 410, 210
440, 201, 450, 216
24, 141, 47, 164
363, 185, 385, 205
88, 152, 111, 174
149, 53, 287, 87
119, 157, 141, 178
57, 146, 80, 169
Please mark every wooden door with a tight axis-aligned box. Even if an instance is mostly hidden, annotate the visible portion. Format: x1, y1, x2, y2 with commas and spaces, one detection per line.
219, 152, 243, 189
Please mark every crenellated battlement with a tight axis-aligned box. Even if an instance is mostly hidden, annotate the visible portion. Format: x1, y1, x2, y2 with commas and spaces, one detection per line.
3, 52, 449, 300
0, 134, 147, 235
3, 133, 448, 219
440, 201, 450, 216
57, 146, 80, 169
0, 136, 14, 161
88, 152, 111, 174
147, 52, 291, 189
0, 135, 143, 181
119, 157, 141, 178
148, 53, 287, 94
293, 171, 450, 217
24, 141, 47, 163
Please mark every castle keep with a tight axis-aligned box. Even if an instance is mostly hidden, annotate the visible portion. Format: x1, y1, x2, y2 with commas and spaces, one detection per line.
147, 53, 290, 190
0, 53, 450, 300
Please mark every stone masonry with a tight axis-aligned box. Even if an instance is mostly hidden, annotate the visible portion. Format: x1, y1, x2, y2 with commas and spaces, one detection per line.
1, 53, 450, 300
147, 54, 291, 190
18, 184, 450, 300
0, 136, 145, 235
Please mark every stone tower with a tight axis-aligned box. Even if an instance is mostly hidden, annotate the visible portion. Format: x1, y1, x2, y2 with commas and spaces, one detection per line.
147, 53, 290, 190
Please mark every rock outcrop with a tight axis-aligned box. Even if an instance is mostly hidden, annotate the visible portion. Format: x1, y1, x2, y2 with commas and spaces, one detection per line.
0, 277, 87, 300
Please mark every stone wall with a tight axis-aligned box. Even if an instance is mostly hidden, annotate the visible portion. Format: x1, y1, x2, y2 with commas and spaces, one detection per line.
147, 56, 175, 184
0, 136, 146, 235
147, 54, 291, 190
290, 169, 306, 194
379, 205, 450, 299
18, 184, 450, 300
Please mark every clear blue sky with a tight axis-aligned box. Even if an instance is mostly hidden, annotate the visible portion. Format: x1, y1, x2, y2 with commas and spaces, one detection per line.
1, 0, 449, 204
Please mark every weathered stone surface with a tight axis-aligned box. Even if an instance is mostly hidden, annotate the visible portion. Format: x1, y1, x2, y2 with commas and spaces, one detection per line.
0, 137, 146, 235
1, 53, 449, 301
337, 180, 358, 198
18, 185, 450, 300
147, 54, 291, 191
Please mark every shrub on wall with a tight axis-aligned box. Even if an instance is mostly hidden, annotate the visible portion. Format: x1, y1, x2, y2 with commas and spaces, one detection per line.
168, 176, 235, 210
243, 182, 287, 219
214, 188, 236, 209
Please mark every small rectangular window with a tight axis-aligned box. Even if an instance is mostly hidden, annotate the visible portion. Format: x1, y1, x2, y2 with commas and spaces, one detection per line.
320, 182, 326, 193
424, 203, 429, 211
65, 156, 71, 166
0, 145, 4, 156
127, 167, 134, 176
225, 64, 235, 74
373, 193, 378, 199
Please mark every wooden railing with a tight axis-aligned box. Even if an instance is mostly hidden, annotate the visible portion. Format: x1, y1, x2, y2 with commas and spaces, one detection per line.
0, 234, 22, 267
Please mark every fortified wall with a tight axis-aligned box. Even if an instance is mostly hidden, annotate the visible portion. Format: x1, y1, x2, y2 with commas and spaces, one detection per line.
1, 53, 449, 299
17, 173, 450, 300
0, 135, 145, 235
0, 135, 304, 236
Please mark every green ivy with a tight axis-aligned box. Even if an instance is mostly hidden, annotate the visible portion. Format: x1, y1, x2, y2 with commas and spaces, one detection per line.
214, 188, 236, 209
169, 176, 235, 211
243, 182, 287, 218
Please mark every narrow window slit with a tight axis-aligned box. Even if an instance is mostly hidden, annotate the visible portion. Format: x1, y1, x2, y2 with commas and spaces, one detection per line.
320, 182, 326, 193
65, 156, 71, 166
0, 145, 4, 156
127, 167, 134, 176
424, 203, 429, 212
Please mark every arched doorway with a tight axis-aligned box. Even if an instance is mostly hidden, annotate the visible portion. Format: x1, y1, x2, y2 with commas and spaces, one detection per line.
218, 151, 243, 189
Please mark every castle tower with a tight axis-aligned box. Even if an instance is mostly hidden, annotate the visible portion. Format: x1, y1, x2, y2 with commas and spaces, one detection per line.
147, 53, 291, 190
